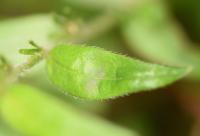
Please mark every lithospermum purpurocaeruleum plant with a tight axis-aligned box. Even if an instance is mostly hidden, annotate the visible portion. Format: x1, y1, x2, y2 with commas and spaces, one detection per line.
0, 0, 200, 136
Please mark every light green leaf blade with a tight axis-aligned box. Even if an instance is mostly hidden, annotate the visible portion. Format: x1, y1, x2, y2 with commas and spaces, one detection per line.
121, 1, 200, 80
1, 84, 137, 136
46, 45, 189, 100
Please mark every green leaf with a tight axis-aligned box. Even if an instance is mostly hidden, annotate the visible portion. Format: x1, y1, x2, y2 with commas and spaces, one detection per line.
46, 45, 189, 100
19, 49, 41, 55
29, 40, 42, 50
19, 41, 42, 55
121, 1, 200, 80
1, 84, 136, 136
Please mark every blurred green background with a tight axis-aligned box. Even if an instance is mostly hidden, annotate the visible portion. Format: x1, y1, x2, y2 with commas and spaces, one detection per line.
0, 0, 200, 136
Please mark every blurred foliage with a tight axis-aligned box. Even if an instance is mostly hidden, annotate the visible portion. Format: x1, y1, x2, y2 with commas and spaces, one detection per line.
121, 1, 200, 80
0, 0, 56, 17
1, 84, 136, 136
0, 0, 200, 136
168, 0, 200, 43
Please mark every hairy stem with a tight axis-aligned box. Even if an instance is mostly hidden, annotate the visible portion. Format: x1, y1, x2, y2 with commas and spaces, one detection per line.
15, 54, 43, 76
9, 50, 46, 84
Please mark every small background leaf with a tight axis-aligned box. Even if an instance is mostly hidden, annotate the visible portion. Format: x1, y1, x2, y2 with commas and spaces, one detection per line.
121, 1, 200, 80
1, 84, 137, 136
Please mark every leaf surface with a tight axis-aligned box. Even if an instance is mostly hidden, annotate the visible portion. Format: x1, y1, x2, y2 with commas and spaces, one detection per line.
46, 45, 189, 100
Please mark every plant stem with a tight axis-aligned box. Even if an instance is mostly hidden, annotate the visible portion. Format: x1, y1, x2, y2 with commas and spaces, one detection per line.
15, 54, 43, 75
12, 41, 49, 81
9, 52, 44, 84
